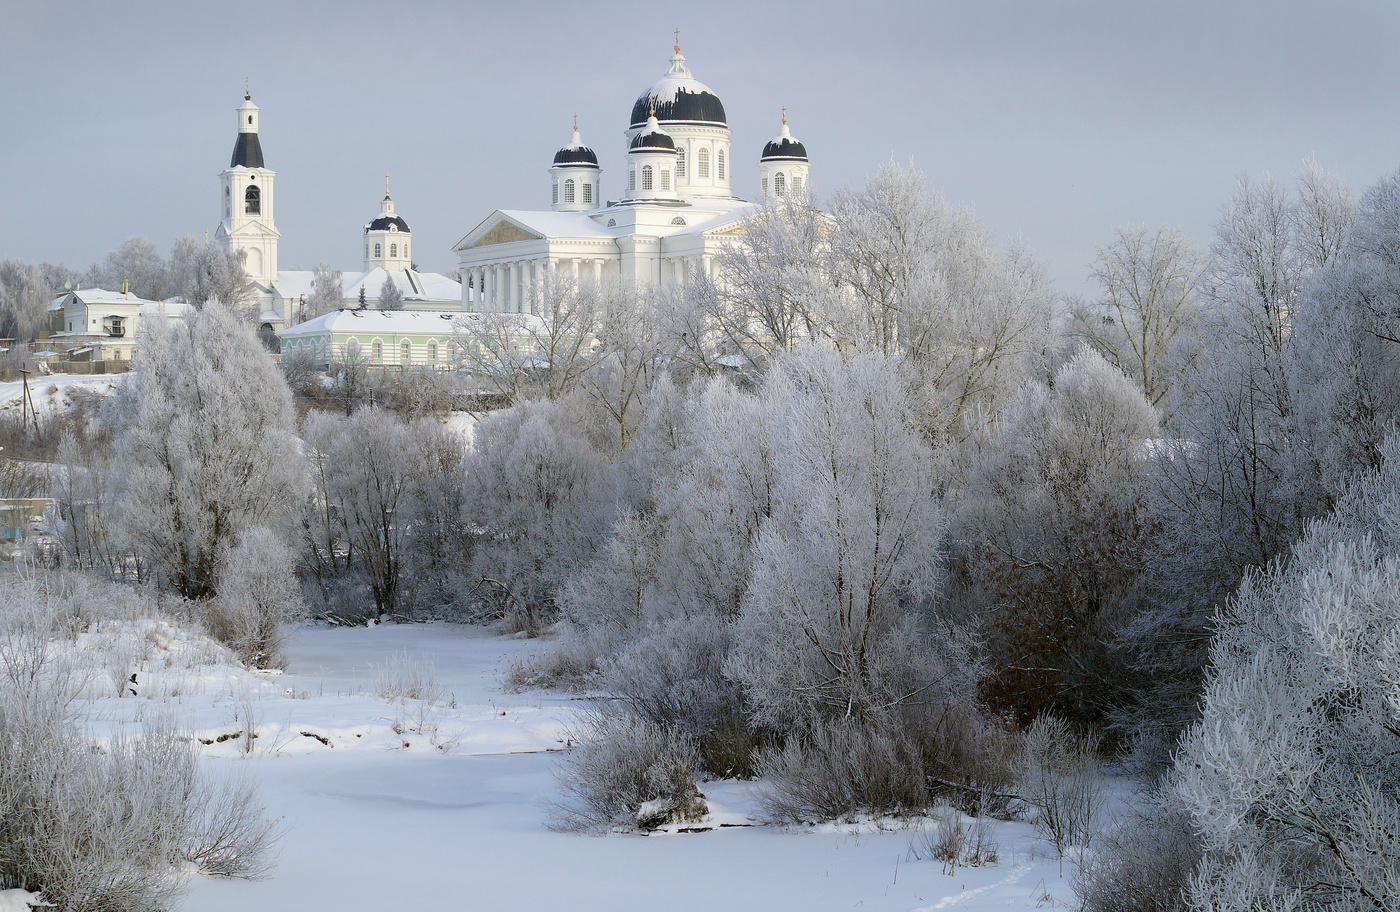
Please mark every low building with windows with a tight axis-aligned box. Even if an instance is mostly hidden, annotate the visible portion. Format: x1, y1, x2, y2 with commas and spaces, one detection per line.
276, 308, 545, 370
45, 287, 187, 363
454, 39, 811, 314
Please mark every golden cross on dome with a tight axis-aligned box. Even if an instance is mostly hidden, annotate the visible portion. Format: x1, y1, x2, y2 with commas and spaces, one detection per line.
244, 76, 250, 99
782, 106, 787, 125
674, 28, 681, 53
385, 172, 390, 196
573, 112, 578, 131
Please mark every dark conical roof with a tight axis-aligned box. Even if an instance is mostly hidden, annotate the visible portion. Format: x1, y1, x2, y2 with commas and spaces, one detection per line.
231, 132, 264, 168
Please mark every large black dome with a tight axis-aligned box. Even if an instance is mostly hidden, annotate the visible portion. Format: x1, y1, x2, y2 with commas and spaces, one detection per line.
629, 52, 727, 128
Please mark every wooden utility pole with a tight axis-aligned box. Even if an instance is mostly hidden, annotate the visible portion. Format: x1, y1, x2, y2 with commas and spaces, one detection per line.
18, 368, 36, 437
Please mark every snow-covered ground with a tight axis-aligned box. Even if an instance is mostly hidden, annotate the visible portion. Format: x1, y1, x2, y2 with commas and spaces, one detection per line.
71, 622, 1079, 912
0, 373, 120, 415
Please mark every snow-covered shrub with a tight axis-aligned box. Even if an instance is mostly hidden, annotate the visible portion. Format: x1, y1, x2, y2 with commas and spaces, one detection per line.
1172, 435, 1400, 909
0, 577, 276, 910
205, 526, 305, 669
375, 649, 444, 705
1074, 791, 1199, 912
755, 716, 929, 822
602, 616, 757, 778
548, 712, 705, 833
1018, 715, 1104, 855
909, 808, 999, 868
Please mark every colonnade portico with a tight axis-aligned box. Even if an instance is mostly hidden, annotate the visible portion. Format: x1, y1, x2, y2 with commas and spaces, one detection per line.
466, 253, 721, 313
467, 256, 620, 314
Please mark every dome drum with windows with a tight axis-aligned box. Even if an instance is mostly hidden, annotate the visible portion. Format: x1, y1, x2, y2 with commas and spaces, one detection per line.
550, 119, 602, 212
759, 111, 809, 198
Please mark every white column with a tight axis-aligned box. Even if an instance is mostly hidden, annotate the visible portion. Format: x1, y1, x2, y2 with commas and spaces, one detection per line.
592, 258, 602, 285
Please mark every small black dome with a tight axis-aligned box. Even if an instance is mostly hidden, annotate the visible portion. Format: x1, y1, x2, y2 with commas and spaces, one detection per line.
761, 136, 808, 162
630, 124, 677, 152
553, 144, 598, 166
367, 215, 411, 233
230, 132, 264, 169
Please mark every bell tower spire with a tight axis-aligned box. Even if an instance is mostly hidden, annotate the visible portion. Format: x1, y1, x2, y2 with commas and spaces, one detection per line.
215, 84, 279, 289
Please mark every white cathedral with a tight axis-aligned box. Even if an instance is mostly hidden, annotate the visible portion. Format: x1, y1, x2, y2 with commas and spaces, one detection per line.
453, 39, 810, 313
214, 87, 461, 331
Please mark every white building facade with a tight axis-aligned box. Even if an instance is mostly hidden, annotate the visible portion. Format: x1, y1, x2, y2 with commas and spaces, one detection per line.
213, 91, 460, 330
454, 41, 810, 314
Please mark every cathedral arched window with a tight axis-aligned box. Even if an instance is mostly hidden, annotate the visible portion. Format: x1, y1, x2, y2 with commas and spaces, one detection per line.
793, 176, 802, 193
390, 244, 397, 257
374, 243, 382, 258
404, 243, 408, 260
676, 148, 686, 178
629, 169, 636, 191
401, 340, 412, 363
697, 148, 710, 179
245, 185, 260, 215
565, 179, 575, 203
660, 169, 670, 191
762, 176, 768, 194
582, 182, 593, 204
225, 187, 231, 217
775, 172, 786, 195
372, 339, 383, 361
552, 182, 558, 205
717, 149, 725, 180
642, 166, 653, 191
428, 340, 438, 362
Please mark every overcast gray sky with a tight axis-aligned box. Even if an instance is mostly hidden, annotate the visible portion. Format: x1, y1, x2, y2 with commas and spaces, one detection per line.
5, 1, 1398, 297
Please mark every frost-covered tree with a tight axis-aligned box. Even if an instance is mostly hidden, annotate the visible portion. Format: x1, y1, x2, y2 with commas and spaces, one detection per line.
454, 273, 599, 403
166, 237, 252, 313
1175, 434, 1400, 911
0, 259, 79, 342
307, 262, 344, 318
829, 162, 1053, 442
466, 394, 611, 628
728, 344, 954, 730
378, 275, 404, 310
1084, 225, 1205, 409
109, 298, 302, 600
87, 236, 167, 300
304, 408, 421, 618
712, 195, 835, 367
1294, 166, 1397, 499
960, 347, 1160, 730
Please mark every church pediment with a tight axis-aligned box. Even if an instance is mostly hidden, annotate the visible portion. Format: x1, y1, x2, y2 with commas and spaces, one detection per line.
469, 218, 542, 248
227, 219, 282, 239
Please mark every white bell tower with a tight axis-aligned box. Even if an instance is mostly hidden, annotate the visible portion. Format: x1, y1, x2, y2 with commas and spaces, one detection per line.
215, 81, 280, 287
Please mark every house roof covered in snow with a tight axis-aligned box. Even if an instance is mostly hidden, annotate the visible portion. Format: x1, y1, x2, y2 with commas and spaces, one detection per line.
278, 308, 545, 338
